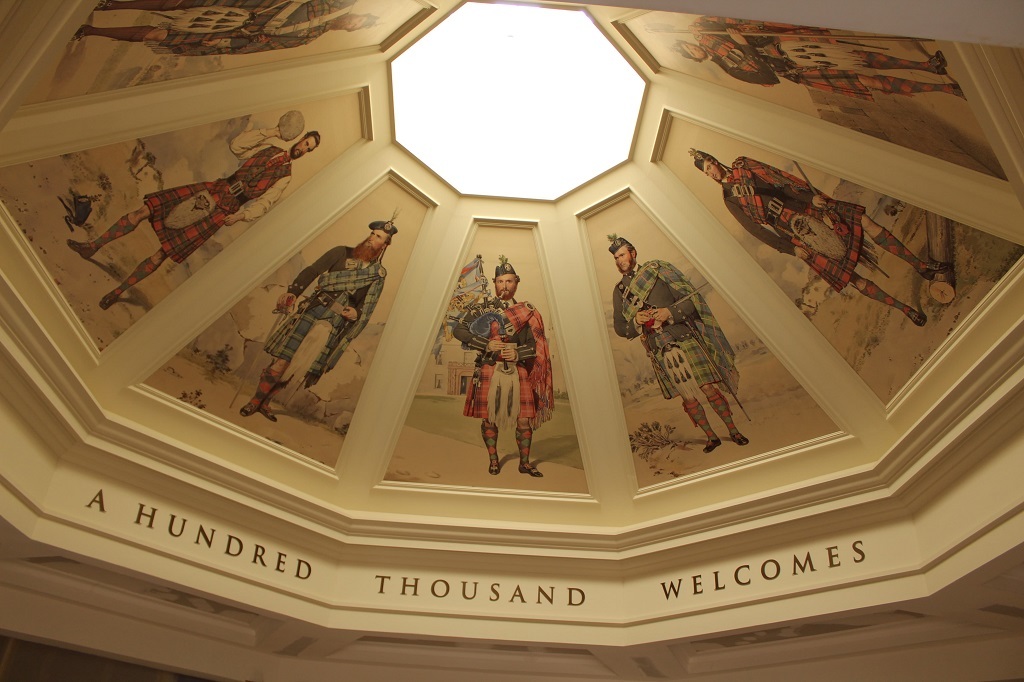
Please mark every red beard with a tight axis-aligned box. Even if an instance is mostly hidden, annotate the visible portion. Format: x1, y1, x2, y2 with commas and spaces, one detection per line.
351, 236, 386, 262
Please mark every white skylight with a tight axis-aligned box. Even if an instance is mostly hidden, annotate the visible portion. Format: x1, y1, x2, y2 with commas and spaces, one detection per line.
391, 3, 644, 200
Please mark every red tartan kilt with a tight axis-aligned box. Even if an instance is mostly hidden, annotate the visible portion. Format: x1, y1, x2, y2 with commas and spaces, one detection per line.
795, 68, 875, 101
463, 363, 536, 419
146, 181, 240, 263
802, 201, 864, 291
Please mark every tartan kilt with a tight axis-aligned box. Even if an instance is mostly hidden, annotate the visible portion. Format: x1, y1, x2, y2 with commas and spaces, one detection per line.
263, 305, 336, 361
146, 181, 240, 263
650, 336, 717, 399
792, 68, 875, 101
149, 31, 221, 54
192, 0, 285, 9
794, 200, 864, 292
463, 362, 536, 419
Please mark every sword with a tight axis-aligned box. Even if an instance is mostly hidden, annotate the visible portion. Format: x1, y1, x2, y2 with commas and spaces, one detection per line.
791, 160, 891, 279
639, 332, 676, 394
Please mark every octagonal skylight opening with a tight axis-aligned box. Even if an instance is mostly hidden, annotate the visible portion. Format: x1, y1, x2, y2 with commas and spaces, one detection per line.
391, 3, 644, 200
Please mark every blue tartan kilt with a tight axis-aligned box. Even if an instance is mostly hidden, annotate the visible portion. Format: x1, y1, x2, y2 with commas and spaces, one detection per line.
264, 304, 338, 361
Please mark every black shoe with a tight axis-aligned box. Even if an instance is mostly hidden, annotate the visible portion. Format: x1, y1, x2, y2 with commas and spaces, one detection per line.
67, 238, 97, 259
98, 291, 119, 309
731, 432, 749, 446
240, 402, 277, 421
703, 437, 722, 454
518, 463, 543, 477
488, 459, 500, 475
921, 261, 953, 281
907, 309, 927, 327
929, 50, 947, 75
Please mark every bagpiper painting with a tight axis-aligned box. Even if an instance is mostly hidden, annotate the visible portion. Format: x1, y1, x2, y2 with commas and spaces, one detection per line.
453, 254, 553, 478
386, 225, 585, 493
143, 178, 426, 465
613, 11, 1004, 179
659, 116, 1024, 403
585, 195, 838, 488
0, 93, 364, 349
30, 0, 433, 103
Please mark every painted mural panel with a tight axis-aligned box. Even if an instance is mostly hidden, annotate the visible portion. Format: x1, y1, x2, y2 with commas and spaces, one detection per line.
386, 225, 585, 493
143, 177, 426, 465
662, 116, 1024, 404
614, 11, 1004, 179
30, 0, 432, 103
0, 94, 363, 350
585, 196, 837, 489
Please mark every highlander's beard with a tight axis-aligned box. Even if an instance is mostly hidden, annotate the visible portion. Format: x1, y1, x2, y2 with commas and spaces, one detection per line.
351, 235, 387, 262
289, 138, 314, 159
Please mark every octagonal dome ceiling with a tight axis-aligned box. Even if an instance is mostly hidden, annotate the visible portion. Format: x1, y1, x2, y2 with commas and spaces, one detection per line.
0, 1, 1023, 678
391, 2, 645, 199
0, 0, 1018, 531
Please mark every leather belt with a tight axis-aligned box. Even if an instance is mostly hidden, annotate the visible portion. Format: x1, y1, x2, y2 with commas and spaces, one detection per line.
225, 177, 251, 205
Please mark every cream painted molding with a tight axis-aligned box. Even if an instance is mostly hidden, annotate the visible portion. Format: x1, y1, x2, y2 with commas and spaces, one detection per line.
951, 43, 1024, 213
0, 0, 94, 129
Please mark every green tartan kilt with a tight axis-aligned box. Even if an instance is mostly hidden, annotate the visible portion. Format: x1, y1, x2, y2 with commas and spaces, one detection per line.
650, 336, 718, 400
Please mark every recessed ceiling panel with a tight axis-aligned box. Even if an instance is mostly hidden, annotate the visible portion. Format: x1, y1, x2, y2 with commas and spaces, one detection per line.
27, 0, 432, 103
614, 12, 1004, 179
662, 115, 1024, 404
387, 225, 586, 492
584, 195, 839, 488
0, 94, 363, 350
392, 3, 644, 199
143, 177, 428, 466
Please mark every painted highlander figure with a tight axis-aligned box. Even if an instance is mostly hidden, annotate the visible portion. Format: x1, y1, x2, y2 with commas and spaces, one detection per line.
609, 235, 748, 454
690, 148, 948, 326
77, 0, 380, 56
454, 256, 553, 477
67, 118, 318, 309
239, 220, 396, 421
674, 15, 963, 99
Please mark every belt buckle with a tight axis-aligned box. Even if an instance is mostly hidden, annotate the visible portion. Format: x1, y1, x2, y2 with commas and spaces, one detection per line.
228, 180, 245, 196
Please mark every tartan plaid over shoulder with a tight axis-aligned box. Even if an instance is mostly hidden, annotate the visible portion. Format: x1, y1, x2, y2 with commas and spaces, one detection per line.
309, 263, 386, 382
504, 302, 554, 428
623, 260, 738, 393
